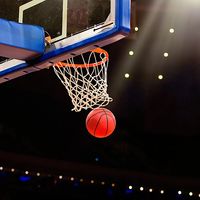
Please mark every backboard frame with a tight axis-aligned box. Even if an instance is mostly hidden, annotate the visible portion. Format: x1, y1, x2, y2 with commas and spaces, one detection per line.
19, 0, 68, 43
0, 0, 131, 84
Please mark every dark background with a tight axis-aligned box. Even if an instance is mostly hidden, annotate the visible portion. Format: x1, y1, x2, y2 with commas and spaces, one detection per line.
0, 0, 200, 199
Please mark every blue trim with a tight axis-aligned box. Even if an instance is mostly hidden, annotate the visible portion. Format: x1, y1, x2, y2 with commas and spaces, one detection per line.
0, 0, 131, 78
0, 62, 28, 76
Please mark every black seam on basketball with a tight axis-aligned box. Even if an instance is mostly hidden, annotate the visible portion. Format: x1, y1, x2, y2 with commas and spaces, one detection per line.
104, 113, 114, 118
86, 110, 106, 127
105, 112, 116, 134
103, 110, 109, 137
94, 113, 105, 137
104, 113, 115, 126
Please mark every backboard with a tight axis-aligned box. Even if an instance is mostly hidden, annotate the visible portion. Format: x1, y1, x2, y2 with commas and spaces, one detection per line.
0, 0, 131, 83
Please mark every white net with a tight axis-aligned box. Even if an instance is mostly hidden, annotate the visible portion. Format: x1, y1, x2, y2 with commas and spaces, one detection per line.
53, 48, 113, 112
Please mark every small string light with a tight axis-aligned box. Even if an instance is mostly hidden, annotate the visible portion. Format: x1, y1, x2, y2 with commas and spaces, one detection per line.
36, 172, 40, 176
164, 52, 169, 57
125, 73, 130, 78
129, 185, 133, 190
0, 165, 200, 197
189, 192, 193, 196
111, 183, 115, 187
129, 50, 134, 56
95, 157, 99, 162
135, 27, 139, 32
140, 187, 144, 191
11, 168, 15, 172
169, 28, 175, 33
149, 188, 153, 192
158, 75, 163, 80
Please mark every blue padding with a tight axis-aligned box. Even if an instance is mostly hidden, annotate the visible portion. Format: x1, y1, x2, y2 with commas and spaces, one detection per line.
0, 18, 45, 60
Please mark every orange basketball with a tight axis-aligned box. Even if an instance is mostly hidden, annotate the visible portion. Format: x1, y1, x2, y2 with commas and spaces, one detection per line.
86, 108, 116, 138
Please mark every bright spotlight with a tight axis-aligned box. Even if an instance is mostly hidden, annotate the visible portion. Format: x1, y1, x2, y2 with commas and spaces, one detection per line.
36, 172, 40, 176
129, 185, 133, 190
129, 51, 134, 56
169, 28, 175, 33
11, 168, 15, 172
189, 192, 193, 196
125, 73, 130, 78
164, 52, 169, 57
140, 187, 144, 191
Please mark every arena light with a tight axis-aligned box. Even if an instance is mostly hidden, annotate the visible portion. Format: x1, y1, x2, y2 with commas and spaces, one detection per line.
129, 185, 133, 190
11, 168, 15, 172
129, 51, 134, 56
160, 190, 164, 194
164, 52, 169, 57
189, 192, 193, 196
140, 186, 144, 191
178, 191, 182, 195
36, 172, 40, 176
125, 73, 130, 78
158, 75, 163, 80
169, 28, 175, 33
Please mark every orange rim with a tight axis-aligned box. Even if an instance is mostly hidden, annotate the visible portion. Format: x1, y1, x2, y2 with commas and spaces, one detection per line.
54, 48, 109, 68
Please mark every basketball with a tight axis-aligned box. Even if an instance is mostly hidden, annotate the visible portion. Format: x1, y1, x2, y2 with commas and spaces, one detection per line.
86, 108, 116, 138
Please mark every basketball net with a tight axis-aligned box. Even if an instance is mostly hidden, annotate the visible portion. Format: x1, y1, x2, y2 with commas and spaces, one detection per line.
53, 48, 113, 112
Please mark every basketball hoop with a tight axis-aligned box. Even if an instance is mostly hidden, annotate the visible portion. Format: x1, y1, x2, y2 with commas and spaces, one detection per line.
53, 48, 113, 112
